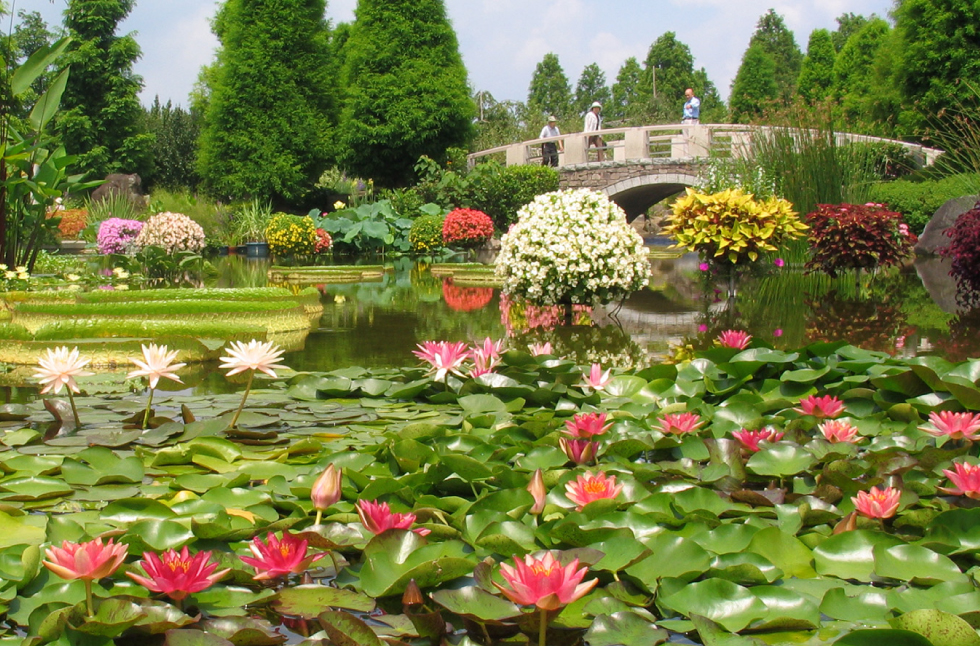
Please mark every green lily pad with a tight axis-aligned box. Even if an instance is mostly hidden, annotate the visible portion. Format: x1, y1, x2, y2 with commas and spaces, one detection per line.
834, 629, 934, 646
273, 585, 376, 618
659, 578, 768, 632
317, 610, 385, 646
874, 544, 967, 586
583, 611, 669, 646
358, 530, 474, 597
813, 530, 903, 582
429, 586, 521, 623
70, 598, 146, 637
890, 609, 980, 646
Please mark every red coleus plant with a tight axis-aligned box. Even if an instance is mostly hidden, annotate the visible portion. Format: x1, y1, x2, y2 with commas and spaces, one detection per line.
805, 203, 916, 277
939, 200, 980, 307
442, 208, 494, 248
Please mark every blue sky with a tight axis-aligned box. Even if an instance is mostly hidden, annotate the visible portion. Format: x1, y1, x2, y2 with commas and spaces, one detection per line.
27, 0, 894, 109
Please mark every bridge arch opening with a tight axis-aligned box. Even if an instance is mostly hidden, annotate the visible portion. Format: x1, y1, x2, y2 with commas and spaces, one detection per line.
601, 172, 700, 223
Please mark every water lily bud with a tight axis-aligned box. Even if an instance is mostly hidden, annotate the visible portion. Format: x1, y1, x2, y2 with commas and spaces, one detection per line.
311, 464, 342, 511
402, 579, 424, 608
528, 469, 546, 514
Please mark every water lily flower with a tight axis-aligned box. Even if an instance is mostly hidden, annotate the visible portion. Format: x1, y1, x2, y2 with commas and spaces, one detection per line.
311, 464, 342, 525
819, 419, 860, 443
715, 330, 751, 350
657, 412, 703, 435
732, 428, 784, 452
128, 343, 186, 429
920, 411, 980, 442
220, 339, 287, 428
333, 201, 346, 210
239, 531, 327, 580
412, 340, 470, 382
66, 273, 80, 282
34, 346, 93, 426
774, 258, 785, 268
494, 552, 597, 610
127, 547, 229, 602
852, 486, 901, 520
43, 537, 127, 615
356, 499, 430, 536
564, 412, 613, 439
558, 437, 598, 465
528, 342, 552, 356
941, 462, 980, 499
582, 363, 611, 391
795, 395, 845, 419
528, 469, 547, 515
564, 471, 623, 510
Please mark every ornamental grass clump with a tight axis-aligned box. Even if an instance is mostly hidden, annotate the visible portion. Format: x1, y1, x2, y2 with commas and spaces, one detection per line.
442, 208, 494, 248
664, 188, 806, 264
495, 189, 649, 305
134, 212, 206, 254
97, 218, 144, 255
806, 202, 916, 277
266, 213, 317, 256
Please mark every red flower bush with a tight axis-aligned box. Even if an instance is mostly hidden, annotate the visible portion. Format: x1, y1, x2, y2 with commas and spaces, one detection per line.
442, 279, 493, 311
442, 208, 494, 248
314, 228, 332, 254
805, 203, 916, 277
939, 200, 980, 307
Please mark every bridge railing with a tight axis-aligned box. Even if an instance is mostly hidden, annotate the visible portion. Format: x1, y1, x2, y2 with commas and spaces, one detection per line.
467, 124, 943, 169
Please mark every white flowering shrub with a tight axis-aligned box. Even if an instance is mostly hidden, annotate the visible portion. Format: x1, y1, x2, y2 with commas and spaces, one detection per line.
495, 189, 649, 305
134, 212, 206, 254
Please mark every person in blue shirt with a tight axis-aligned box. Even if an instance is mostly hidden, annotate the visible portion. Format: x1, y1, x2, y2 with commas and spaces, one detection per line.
682, 88, 700, 124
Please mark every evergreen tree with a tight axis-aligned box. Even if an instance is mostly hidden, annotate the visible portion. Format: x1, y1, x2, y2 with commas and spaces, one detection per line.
729, 43, 778, 123
338, 0, 473, 188
797, 28, 836, 104
57, 0, 153, 181
574, 63, 611, 117
527, 53, 573, 119
747, 9, 803, 104
642, 32, 695, 121
894, 0, 980, 133
610, 57, 642, 121
831, 18, 890, 127
145, 98, 199, 190
833, 12, 869, 52
692, 69, 725, 123
197, 0, 335, 203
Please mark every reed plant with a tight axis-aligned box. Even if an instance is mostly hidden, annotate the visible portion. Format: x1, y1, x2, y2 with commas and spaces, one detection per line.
232, 199, 274, 243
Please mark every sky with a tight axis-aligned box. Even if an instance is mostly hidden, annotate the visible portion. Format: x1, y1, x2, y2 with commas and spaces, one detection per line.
26, 0, 895, 109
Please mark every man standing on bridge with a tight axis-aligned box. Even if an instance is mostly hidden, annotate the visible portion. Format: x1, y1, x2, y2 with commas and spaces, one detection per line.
539, 115, 563, 167
682, 88, 700, 124
585, 101, 604, 161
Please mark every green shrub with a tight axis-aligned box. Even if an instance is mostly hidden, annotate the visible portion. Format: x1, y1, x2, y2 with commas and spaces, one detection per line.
265, 212, 317, 256
468, 164, 560, 230
867, 174, 979, 235
410, 213, 445, 254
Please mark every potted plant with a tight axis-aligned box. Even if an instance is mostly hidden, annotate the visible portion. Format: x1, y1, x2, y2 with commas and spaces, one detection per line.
232, 200, 273, 258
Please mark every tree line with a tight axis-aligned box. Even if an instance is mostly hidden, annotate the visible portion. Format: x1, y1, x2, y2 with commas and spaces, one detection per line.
8, 0, 980, 207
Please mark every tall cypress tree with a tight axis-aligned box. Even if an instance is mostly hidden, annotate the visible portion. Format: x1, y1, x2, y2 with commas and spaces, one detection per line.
642, 32, 696, 121
197, 0, 335, 204
610, 57, 642, 121
527, 53, 573, 119
57, 0, 153, 180
729, 43, 779, 123
797, 29, 836, 104
747, 9, 803, 104
574, 63, 611, 117
831, 18, 890, 127
338, 0, 472, 188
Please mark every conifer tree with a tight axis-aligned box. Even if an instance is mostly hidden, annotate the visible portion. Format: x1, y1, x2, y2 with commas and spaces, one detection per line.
746, 9, 803, 104
574, 63, 611, 117
797, 29, 836, 104
527, 53, 573, 119
642, 32, 695, 121
831, 18, 890, 126
729, 43, 778, 123
610, 57, 642, 121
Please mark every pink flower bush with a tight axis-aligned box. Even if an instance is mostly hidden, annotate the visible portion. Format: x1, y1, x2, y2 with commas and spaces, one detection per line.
795, 395, 845, 419
920, 411, 980, 442
940, 462, 980, 499
852, 486, 901, 519
442, 208, 494, 247
733, 428, 784, 452
715, 330, 751, 350
97, 218, 143, 254
314, 228, 332, 254
657, 412, 703, 435
134, 212, 206, 254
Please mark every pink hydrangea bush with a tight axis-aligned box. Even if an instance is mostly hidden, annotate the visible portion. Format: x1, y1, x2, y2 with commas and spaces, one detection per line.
134, 212, 206, 254
97, 218, 144, 255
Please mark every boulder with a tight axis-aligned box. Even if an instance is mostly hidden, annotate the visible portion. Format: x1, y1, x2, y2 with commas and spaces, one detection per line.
914, 194, 978, 255
90, 173, 147, 209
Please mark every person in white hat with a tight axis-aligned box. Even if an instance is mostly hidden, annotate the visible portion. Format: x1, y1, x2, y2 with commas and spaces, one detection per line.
539, 115, 563, 167
584, 101, 604, 161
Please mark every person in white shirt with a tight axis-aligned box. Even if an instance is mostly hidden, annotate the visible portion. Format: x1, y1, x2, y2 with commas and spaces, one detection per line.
584, 101, 604, 161
539, 115, 563, 167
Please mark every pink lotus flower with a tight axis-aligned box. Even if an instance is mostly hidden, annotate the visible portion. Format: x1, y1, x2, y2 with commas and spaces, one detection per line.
940, 462, 980, 499
470, 340, 502, 378
34, 346, 93, 395
715, 330, 751, 350
413, 340, 470, 381
564, 471, 623, 510
356, 500, 430, 537
920, 411, 980, 442
819, 419, 860, 443
852, 486, 901, 519
127, 547, 230, 601
732, 428, 784, 452
558, 437, 598, 464
657, 412, 703, 435
795, 395, 845, 419
43, 538, 127, 582
528, 342, 553, 356
583, 363, 612, 391
239, 531, 327, 580
564, 412, 613, 439
528, 469, 547, 514
494, 552, 598, 610
220, 340, 286, 378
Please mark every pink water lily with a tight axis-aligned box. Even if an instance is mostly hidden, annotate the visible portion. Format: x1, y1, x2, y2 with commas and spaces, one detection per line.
852, 486, 901, 519
528, 342, 553, 356
413, 340, 470, 381
920, 411, 980, 442
356, 499, 430, 536
43, 538, 128, 616
657, 412, 703, 435
564, 412, 613, 439
239, 531, 327, 580
127, 547, 229, 602
940, 462, 980, 499
795, 395, 845, 419
819, 419, 860, 443
564, 471, 623, 510
494, 552, 597, 610
558, 437, 598, 464
715, 330, 751, 350
583, 363, 612, 391
733, 428, 784, 452
470, 341, 501, 378
528, 469, 547, 514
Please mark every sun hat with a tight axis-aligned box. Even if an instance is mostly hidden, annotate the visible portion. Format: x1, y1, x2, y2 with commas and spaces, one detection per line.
591, 101, 602, 109
548, 115, 557, 121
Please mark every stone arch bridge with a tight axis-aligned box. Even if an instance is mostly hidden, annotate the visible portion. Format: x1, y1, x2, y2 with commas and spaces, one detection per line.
468, 124, 943, 222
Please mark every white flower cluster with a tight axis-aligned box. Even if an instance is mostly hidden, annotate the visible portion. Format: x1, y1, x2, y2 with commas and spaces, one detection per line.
134, 212, 206, 254
696, 157, 777, 198
495, 189, 650, 306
